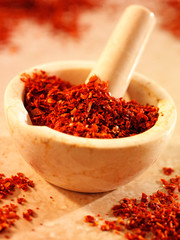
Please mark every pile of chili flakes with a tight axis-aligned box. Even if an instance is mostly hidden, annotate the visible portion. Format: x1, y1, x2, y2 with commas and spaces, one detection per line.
22, 71, 159, 139
85, 167, 180, 240
0, 173, 35, 235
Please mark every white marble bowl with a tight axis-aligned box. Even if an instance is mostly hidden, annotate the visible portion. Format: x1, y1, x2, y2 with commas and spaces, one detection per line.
4, 61, 177, 193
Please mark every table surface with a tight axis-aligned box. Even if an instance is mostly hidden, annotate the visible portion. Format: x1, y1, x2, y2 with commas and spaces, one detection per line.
0, 1, 180, 239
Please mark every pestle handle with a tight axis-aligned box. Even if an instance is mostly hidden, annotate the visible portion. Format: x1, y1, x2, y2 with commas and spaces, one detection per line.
86, 5, 155, 97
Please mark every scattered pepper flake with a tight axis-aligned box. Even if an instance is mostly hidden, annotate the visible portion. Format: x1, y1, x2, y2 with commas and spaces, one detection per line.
17, 197, 26, 204
163, 167, 174, 175
0, 173, 34, 200
161, 175, 180, 196
23, 209, 34, 221
0, 203, 19, 232
84, 215, 96, 224
0, 172, 35, 234
84, 170, 180, 239
84, 215, 98, 226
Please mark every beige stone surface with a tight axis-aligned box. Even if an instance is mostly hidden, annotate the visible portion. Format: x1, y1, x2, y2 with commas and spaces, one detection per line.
0, 0, 180, 239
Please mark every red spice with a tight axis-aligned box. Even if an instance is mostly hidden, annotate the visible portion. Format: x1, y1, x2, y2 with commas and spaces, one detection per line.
0, 173, 35, 234
17, 197, 26, 204
101, 220, 122, 232
84, 215, 97, 226
84, 172, 180, 239
161, 175, 180, 196
163, 167, 174, 176
23, 209, 34, 221
0, 203, 19, 232
0, 172, 34, 199
0, 0, 103, 47
12, 172, 35, 191
22, 70, 159, 139
140, 192, 148, 203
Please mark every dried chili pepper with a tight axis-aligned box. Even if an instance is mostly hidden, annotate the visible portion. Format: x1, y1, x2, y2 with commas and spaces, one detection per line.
0, 204, 19, 232
22, 70, 159, 139
84, 168, 180, 239
17, 197, 26, 204
163, 167, 174, 176
0, 172, 34, 199
23, 209, 34, 221
0, 173, 35, 234
84, 215, 97, 226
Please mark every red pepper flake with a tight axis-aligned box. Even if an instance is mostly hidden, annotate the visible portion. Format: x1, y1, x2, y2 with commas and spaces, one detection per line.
22, 71, 159, 139
17, 197, 26, 204
12, 172, 35, 190
0, 203, 19, 232
0, 172, 35, 235
23, 209, 34, 221
84, 215, 96, 224
84, 172, 180, 239
50, 196, 55, 202
162, 167, 174, 176
161, 175, 180, 196
140, 193, 148, 203
100, 224, 110, 231
84, 215, 98, 226
0, 173, 34, 200
104, 220, 122, 231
